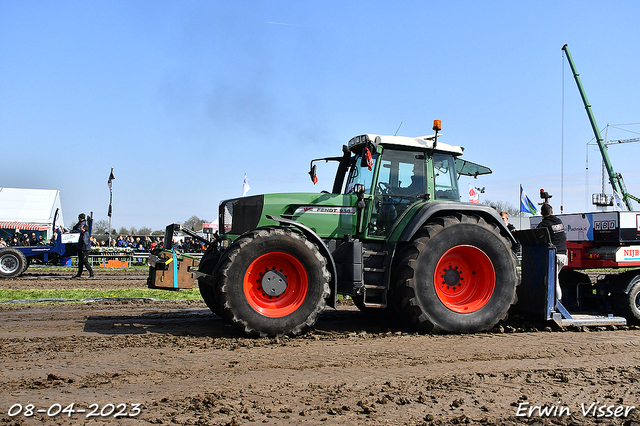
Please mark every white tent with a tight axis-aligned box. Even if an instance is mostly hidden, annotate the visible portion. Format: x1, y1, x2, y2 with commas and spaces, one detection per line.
0, 188, 64, 239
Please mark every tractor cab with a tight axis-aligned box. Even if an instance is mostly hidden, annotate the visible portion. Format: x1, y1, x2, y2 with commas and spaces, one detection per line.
339, 133, 490, 238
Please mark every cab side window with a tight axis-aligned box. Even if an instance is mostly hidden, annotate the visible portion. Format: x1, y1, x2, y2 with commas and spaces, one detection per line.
433, 153, 459, 201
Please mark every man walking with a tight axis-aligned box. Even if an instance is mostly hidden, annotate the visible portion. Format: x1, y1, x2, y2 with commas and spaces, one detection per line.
72, 213, 94, 278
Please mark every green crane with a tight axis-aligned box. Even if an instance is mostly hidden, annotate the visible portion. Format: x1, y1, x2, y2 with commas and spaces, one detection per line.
562, 44, 639, 211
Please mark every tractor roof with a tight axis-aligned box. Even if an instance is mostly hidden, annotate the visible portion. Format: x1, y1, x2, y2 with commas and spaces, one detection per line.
348, 134, 464, 156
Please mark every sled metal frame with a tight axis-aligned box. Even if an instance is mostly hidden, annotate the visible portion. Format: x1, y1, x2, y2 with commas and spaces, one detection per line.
514, 229, 626, 327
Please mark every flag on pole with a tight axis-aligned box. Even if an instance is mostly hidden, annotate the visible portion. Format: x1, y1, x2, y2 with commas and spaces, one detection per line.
108, 168, 115, 191
520, 185, 537, 215
242, 173, 250, 197
613, 191, 625, 211
468, 184, 479, 203
107, 168, 115, 217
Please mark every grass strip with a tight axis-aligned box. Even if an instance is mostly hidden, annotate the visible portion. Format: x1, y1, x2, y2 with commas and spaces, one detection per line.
0, 288, 202, 302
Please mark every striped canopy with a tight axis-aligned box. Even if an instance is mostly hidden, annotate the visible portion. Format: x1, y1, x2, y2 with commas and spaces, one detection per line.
0, 222, 50, 231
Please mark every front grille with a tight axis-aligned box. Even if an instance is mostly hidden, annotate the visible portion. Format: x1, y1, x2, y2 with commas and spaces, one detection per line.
219, 195, 264, 235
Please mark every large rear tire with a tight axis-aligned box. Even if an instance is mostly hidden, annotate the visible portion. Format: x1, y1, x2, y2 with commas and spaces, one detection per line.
0, 248, 27, 278
214, 227, 330, 337
392, 214, 519, 333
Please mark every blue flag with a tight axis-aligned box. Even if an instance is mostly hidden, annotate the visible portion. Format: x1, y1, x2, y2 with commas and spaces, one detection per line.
520, 185, 537, 215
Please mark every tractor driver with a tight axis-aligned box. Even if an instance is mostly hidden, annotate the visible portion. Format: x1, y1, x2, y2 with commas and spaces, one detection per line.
393, 162, 425, 197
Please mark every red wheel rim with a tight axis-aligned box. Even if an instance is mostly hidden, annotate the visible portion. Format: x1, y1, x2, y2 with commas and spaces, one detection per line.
244, 251, 308, 318
433, 245, 495, 313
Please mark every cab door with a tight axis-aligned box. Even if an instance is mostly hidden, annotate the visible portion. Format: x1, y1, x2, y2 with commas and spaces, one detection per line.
367, 148, 426, 238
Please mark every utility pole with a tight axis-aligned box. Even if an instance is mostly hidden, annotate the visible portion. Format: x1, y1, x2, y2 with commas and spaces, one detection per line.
107, 168, 115, 245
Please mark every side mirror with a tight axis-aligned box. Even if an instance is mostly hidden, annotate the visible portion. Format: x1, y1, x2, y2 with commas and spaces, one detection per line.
360, 144, 374, 170
309, 164, 318, 184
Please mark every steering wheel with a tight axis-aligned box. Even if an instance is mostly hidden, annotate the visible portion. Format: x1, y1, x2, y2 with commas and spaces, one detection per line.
377, 182, 391, 194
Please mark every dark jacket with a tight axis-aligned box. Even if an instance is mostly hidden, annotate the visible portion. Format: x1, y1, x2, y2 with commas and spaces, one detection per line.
536, 215, 567, 254
78, 228, 91, 251
74, 220, 91, 251
72, 220, 86, 233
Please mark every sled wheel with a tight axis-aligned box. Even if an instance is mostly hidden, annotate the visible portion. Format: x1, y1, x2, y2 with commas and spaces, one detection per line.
392, 214, 519, 333
215, 227, 330, 337
558, 269, 591, 311
0, 248, 27, 278
434, 245, 495, 313
611, 274, 640, 325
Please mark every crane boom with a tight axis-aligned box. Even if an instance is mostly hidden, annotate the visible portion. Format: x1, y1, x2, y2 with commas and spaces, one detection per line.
607, 137, 640, 145
562, 44, 638, 210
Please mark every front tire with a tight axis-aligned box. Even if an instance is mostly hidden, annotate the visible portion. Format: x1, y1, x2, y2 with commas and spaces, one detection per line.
0, 248, 27, 278
215, 227, 330, 337
198, 245, 221, 315
392, 214, 519, 333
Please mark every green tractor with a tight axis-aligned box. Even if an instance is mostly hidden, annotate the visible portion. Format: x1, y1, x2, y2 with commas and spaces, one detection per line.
197, 122, 519, 337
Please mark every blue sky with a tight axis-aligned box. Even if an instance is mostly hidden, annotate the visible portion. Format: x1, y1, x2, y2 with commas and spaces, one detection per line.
2, 1, 640, 230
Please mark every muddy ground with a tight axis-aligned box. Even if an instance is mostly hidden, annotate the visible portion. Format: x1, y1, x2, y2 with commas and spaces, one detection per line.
1, 269, 640, 425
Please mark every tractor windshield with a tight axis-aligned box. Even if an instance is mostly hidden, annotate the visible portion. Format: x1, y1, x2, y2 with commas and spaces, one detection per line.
345, 151, 378, 194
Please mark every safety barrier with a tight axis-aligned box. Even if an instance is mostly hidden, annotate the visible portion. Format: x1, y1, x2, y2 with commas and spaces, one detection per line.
66, 252, 203, 268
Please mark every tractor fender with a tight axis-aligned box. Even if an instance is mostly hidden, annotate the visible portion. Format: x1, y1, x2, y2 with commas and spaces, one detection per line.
398, 202, 518, 246
263, 215, 338, 309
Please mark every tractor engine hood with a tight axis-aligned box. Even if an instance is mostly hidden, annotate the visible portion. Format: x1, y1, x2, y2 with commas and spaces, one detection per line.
219, 193, 359, 239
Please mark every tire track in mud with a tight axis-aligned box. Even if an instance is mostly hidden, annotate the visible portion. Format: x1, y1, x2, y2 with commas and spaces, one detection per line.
2, 317, 640, 425
4, 347, 639, 426
2, 279, 640, 425
167, 365, 640, 426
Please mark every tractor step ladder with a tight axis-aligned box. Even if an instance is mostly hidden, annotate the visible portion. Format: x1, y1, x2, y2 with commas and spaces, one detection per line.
362, 249, 388, 308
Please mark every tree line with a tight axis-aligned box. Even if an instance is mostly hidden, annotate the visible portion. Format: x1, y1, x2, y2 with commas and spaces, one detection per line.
481, 199, 521, 217
88, 201, 524, 237
90, 215, 209, 236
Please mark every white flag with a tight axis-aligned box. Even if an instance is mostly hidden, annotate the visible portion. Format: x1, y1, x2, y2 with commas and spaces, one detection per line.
613, 191, 625, 211
242, 173, 250, 197
468, 184, 479, 203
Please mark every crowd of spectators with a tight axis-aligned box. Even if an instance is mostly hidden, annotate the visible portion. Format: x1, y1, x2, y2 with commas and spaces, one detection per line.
0, 232, 46, 248
0, 231, 207, 254
90, 235, 206, 253
169, 237, 207, 253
